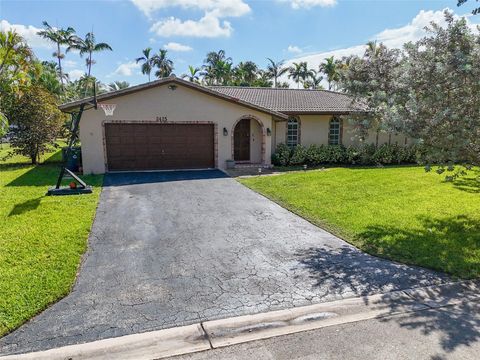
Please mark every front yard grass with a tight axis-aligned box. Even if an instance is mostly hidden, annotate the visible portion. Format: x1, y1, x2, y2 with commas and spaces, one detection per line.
0, 144, 103, 336
240, 166, 480, 279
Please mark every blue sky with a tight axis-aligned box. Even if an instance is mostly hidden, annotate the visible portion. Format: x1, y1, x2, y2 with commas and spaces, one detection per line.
1, 0, 479, 86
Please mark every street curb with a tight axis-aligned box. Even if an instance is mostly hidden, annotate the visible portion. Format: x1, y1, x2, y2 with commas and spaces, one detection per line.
2, 280, 478, 360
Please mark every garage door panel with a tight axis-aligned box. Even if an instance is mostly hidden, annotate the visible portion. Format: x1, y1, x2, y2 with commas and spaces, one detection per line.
105, 123, 214, 171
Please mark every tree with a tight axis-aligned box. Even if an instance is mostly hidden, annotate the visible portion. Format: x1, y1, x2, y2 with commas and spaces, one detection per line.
458, 0, 480, 15
8, 86, 65, 164
304, 69, 324, 90
0, 111, 8, 143
266, 58, 288, 88
182, 65, 201, 83
339, 42, 402, 141
31, 61, 64, 96
319, 56, 339, 90
388, 11, 480, 169
253, 70, 273, 87
135, 47, 154, 82
107, 80, 129, 91
202, 50, 232, 85
67, 32, 112, 94
233, 61, 258, 86
37, 21, 76, 90
152, 49, 174, 78
288, 62, 311, 89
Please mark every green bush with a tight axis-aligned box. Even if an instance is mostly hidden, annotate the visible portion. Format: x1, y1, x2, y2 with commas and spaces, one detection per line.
272, 142, 419, 167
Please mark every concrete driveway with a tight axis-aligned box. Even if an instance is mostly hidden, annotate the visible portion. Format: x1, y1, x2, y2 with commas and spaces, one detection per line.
0, 170, 448, 355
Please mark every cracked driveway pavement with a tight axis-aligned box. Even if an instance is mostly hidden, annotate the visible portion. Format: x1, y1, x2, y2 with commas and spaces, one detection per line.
0, 170, 448, 355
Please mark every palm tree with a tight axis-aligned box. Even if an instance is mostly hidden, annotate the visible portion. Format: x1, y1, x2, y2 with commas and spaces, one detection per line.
234, 61, 258, 86
202, 50, 232, 85
266, 58, 288, 88
152, 49, 174, 78
319, 56, 339, 91
67, 32, 112, 80
37, 21, 76, 89
135, 47, 154, 82
182, 65, 201, 83
288, 62, 309, 89
304, 69, 324, 90
107, 80, 130, 92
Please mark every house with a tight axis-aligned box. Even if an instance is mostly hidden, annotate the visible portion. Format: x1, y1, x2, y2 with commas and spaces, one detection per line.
59, 76, 409, 174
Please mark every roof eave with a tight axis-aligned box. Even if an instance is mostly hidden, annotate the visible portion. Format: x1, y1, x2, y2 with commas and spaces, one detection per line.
58, 77, 288, 120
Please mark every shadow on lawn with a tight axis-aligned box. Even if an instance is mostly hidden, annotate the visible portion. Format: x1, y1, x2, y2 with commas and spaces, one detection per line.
296, 244, 479, 358
8, 197, 42, 216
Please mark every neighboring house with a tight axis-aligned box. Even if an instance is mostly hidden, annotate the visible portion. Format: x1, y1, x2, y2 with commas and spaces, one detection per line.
59, 76, 408, 174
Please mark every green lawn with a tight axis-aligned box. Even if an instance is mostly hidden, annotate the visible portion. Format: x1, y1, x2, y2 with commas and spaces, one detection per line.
0, 143, 103, 336
240, 166, 480, 279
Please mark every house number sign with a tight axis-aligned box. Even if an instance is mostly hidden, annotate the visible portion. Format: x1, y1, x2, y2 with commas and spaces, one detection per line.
156, 116, 168, 123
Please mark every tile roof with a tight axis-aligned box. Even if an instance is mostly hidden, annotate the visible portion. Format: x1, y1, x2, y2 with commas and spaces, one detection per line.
209, 86, 358, 114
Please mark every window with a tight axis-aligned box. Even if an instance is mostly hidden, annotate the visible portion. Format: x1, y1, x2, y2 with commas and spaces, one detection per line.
328, 117, 341, 145
287, 117, 299, 147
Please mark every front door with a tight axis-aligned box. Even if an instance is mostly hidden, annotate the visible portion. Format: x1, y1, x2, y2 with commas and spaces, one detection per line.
234, 119, 250, 161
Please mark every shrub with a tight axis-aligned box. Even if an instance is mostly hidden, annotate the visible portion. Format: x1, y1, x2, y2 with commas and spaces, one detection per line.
271, 143, 291, 166
272, 142, 418, 167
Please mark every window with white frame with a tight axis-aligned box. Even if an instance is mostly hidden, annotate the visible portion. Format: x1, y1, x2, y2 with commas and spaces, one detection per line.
328, 117, 341, 145
287, 117, 299, 147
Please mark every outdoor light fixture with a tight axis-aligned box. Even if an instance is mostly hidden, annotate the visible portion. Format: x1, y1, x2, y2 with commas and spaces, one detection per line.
223, 127, 228, 136
303, 164, 308, 171
168, 84, 177, 91
258, 167, 262, 174
266, 128, 272, 136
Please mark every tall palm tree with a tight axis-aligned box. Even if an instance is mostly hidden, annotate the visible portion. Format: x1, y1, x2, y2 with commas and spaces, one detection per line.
67, 32, 112, 79
181, 65, 201, 83
135, 47, 154, 82
288, 62, 309, 89
266, 58, 288, 88
37, 21, 76, 89
319, 56, 339, 91
304, 69, 324, 90
152, 49, 174, 78
107, 80, 130, 92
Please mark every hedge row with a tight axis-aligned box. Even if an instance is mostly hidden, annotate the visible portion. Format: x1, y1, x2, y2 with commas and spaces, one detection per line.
271, 143, 419, 167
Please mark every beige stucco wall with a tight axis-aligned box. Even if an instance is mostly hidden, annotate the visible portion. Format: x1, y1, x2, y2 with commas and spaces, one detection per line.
79, 83, 273, 174
274, 115, 411, 149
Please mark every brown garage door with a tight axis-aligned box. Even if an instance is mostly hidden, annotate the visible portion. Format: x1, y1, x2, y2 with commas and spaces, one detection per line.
105, 123, 215, 171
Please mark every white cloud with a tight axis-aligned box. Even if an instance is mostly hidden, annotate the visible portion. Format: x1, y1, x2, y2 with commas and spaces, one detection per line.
131, 0, 250, 18
279, 0, 337, 9
68, 69, 85, 81
113, 61, 140, 76
63, 60, 78, 68
282, 8, 477, 86
0, 20, 53, 49
151, 13, 232, 37
287, 45, 302, 54
163, 42, 193, 52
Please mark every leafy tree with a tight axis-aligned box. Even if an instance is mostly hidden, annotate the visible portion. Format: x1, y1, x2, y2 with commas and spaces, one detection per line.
304, 69, 324, 89
31, 61, 64, 96
458, 0, 480, 15
107, 80, 129, 91
0, 111, 8, 142
266, 58, 288, 88
276, 81, 290, 88
319, 56, 339, 90
135, 47, 154, 82
388, 11, 480, 169
181, 65, 201, 83
37, 21, 76, 90
8, 86, 65, 164
152, 49, 174, 78
339, 41, 402, 140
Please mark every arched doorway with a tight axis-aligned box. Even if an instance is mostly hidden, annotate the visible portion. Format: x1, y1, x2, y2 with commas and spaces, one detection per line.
232, 116, 266, 164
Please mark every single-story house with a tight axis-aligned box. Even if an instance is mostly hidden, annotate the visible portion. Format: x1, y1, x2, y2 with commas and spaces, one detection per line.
59, 76, 409, 174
